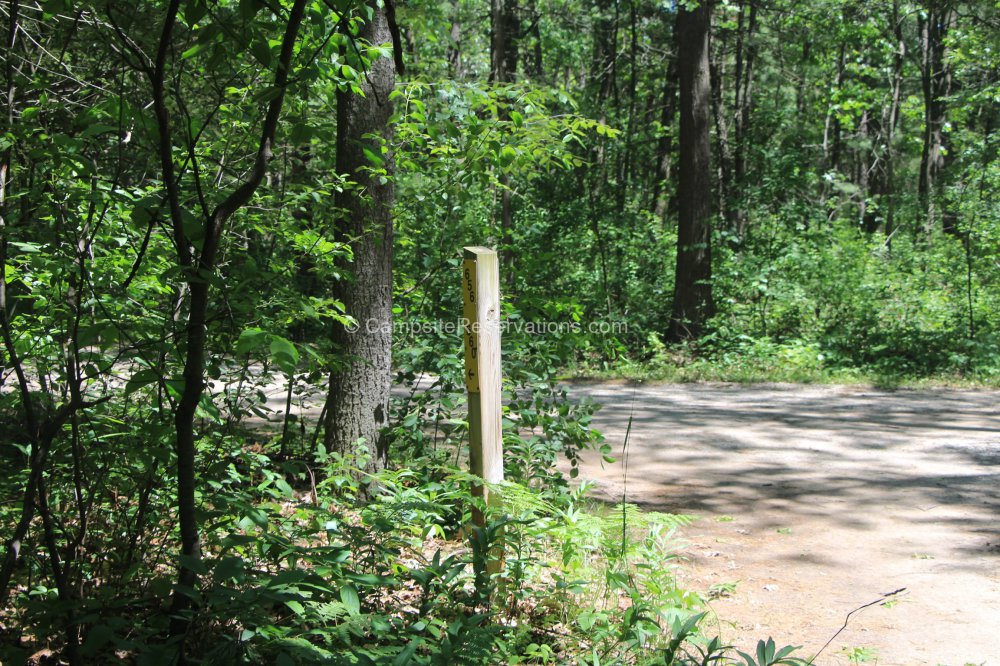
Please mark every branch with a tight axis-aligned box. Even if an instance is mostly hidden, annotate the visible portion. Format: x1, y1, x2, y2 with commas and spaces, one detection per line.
199, 0, 309, 268
385, 0, 405, 75
809, 588, 907, 664
150, 0, 191, 267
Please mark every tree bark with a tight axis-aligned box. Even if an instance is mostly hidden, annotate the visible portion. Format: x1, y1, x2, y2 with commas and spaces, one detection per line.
711, 50, 732, 229
652, 52, 678, 222
160, 0, 309, 653
491, 0, 519, 83
491, 0, 518, 279
323, 3, 396, 473
448, 1, 463, 77
885, 0, 904, 240
863, 0, 904, 235
591, 0, 618, 107
919, 0, 956, 234
669, 0, 714, 341
732, 0, 757, 238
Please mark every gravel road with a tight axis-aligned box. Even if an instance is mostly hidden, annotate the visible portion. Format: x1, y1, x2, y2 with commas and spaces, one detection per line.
567, 382, 1000, 666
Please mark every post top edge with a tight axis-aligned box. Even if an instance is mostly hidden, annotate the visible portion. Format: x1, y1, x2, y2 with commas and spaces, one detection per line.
463, 246, 496, 259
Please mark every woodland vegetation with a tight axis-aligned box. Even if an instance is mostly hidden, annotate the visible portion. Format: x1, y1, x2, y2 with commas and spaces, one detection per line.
0, 0, 997, 663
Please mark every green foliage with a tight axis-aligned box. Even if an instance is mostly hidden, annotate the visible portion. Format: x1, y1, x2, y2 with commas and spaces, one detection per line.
3, 0, 999, 663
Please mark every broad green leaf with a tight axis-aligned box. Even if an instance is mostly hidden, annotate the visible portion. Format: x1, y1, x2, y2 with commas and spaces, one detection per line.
236, 327, 268, 355
269, 335, 299, 373
340, 585, 360, 615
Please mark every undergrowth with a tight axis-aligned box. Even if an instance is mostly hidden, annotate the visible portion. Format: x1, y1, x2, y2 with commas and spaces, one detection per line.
0, 304, 842, 665
1, 346, 813, 665
565, 334, 1000, 388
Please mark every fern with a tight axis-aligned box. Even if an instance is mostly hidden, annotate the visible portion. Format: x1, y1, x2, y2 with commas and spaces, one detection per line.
606, 503, 696, 534
492, 479, 556, 519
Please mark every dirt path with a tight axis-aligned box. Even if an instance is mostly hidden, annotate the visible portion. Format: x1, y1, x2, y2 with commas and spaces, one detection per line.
567, 382, 1000, 666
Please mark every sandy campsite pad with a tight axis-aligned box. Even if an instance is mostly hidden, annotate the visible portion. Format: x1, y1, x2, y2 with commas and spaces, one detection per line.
567, 382, 1000, 666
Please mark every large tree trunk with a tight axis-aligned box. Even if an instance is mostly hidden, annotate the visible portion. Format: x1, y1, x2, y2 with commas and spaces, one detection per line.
919, 0, 956, 234
491, 0, 518, 279
669, 0, 714, 341
491, 0, 519, 84
323, 4, 396, 473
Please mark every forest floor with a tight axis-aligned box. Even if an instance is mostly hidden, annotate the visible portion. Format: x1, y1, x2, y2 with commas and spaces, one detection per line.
567, 382, 1000, 666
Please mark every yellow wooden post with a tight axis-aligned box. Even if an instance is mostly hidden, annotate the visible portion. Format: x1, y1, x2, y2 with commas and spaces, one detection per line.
462, 246, 503, 524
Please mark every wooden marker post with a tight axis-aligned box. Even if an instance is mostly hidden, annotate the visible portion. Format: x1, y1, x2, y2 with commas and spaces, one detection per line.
462, 247, 503, 525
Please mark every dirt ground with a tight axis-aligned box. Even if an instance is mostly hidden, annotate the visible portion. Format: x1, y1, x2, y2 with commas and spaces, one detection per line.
567, 382, 1000, 666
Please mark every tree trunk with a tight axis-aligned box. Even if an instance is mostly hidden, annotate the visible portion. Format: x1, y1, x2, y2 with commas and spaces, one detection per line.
669, 0, 714, 341
323, 3, 396, 473
448, 1, 463, 78
711, 52, 732, 230
863, 0, 904, 235
617, 0, 639, 207
919, 0, 956, 234
885, 0, 904, 241
160, 0, 308, 652
491, 0, 519, 84
732, 0, 757, 238
652, 53, 678, 222
829, 43, 846, 174
491, 0, 518, 280
591, 0, 618, 108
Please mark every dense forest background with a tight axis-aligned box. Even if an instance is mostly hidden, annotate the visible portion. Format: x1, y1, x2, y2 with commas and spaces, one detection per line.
388, 0, 999, 379
0, 0, 997, 663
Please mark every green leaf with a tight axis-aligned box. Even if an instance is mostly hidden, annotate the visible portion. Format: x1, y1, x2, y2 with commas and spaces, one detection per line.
363, 146, 384, 167
180, 43, 207, 60
81, 124, 118, 138
80, 623, 115, 657
499, 145, 517, 167
236, 327, 268, 355
197, 393, 221, 423
239, 0, 263, 18
393, 639, 421, 666
274, 477, 294, 497
214, 557, 245, 582
166, 377, 184, 400
9, 242, 42, 253
250, 38, 272, 67
181, 209, 204, 244
347, 572, 396, 586
183, 0, 209, 25
253, 86, 283, 104
269, 335, 299, 373
340, 585, 361, 615
289, 122, 312, 143
178, 554, 210, 576
243, 507, 269, 529
125, 368, 160, 396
